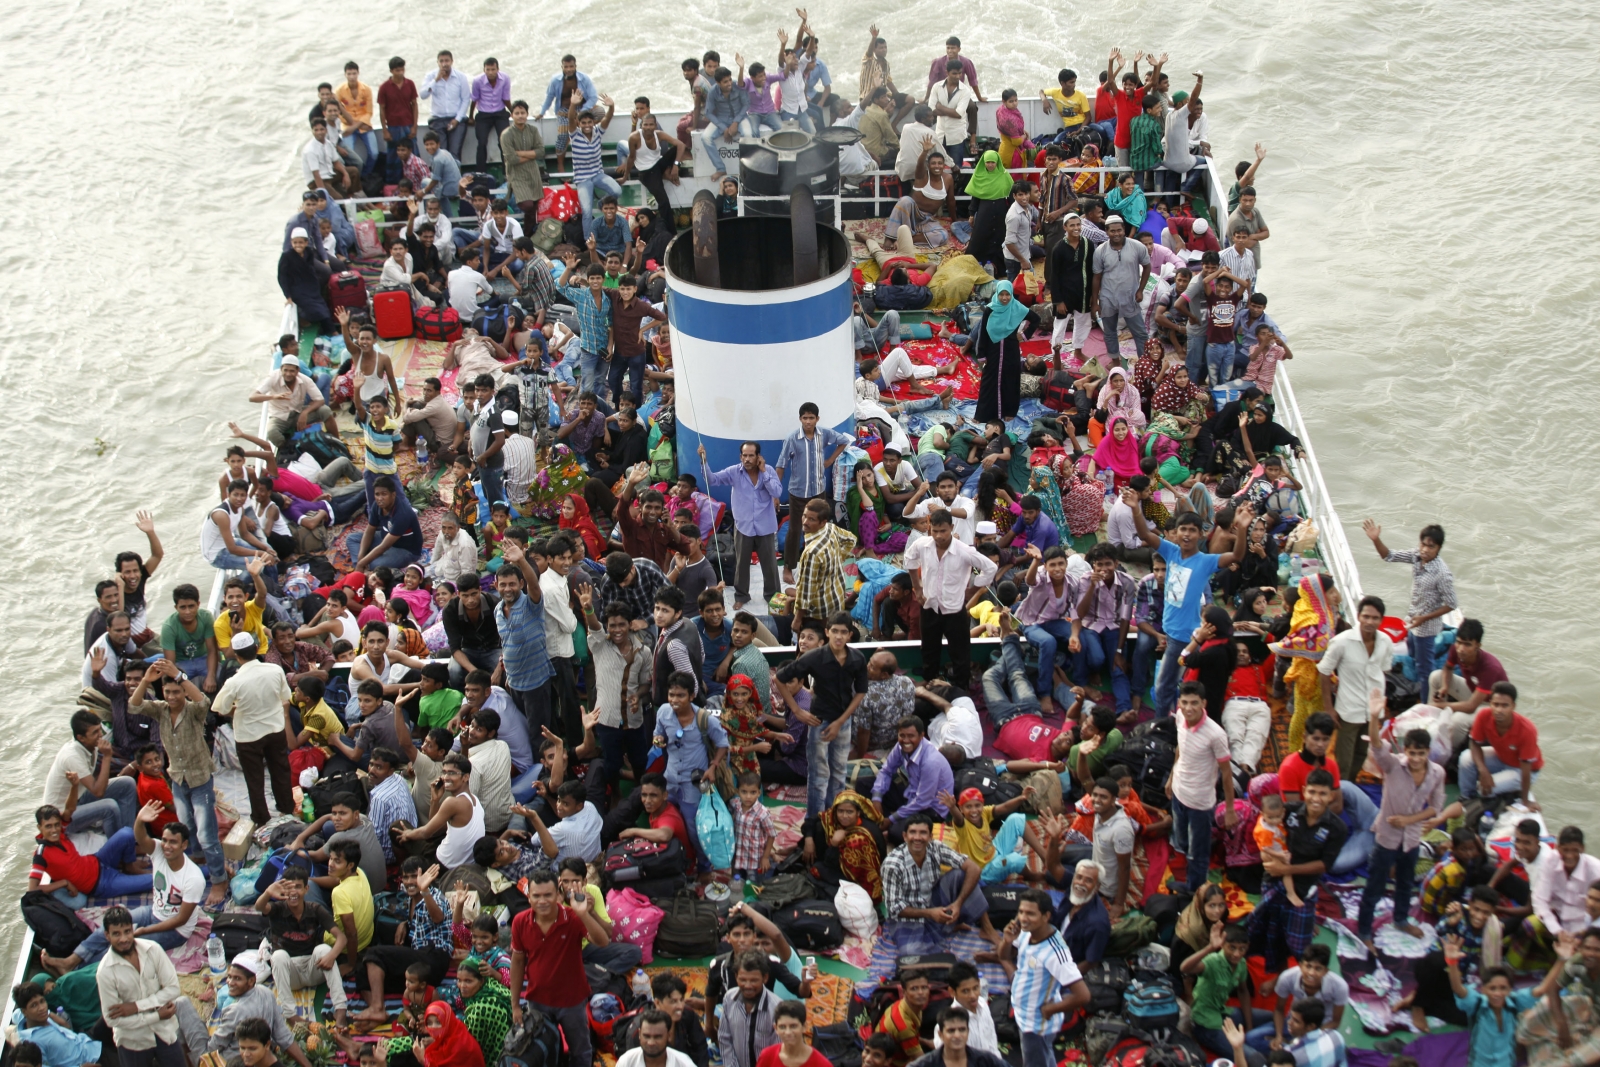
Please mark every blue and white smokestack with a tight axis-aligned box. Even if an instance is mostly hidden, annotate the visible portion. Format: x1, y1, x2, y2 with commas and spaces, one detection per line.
664, 191, 855, 500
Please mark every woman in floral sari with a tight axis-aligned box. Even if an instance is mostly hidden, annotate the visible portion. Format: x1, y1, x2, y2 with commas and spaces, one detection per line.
1027, 466, 1071, 535
1132, 337, 1167, 405
1271, 573, 1341, 750
720, 674, 770, 777
846, 462, 910, 557
801, 790, 887, 902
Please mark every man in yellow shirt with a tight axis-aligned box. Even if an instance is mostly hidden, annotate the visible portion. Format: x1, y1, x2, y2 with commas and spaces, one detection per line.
326, 841, 375, 975
335, 60, 381, 180
214, 557, 270, 660
1040, 68, 1089, 137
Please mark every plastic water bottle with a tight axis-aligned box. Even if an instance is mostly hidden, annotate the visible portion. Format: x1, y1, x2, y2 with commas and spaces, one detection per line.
207, 934, 226, 985
631, 969, 650, 1001
417, 436, 429, 466
1277, 552, 1291, 586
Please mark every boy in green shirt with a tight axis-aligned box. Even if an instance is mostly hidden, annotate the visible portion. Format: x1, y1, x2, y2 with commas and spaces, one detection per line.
1183, 923, 1256, 1063
416, 663, 464, 731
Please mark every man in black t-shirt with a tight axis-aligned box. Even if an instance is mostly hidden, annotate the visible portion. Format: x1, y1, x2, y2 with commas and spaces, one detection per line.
793, 615, 870, 818
255, 865, 348, 1025
699, 907, 811, 1040
1248, 768, 1346, 970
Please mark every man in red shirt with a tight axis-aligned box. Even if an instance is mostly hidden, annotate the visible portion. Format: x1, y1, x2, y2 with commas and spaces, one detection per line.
618, 773, 697, 866
510, 869, 611, 1067
28, 803, 155, 904
1276, 712, 1342, 802
1108, 51, 1164, 166
617, 466, 686, 569
1460, 681, 1541, 808
981, 633, 1073, 769
377, 56, 420, 182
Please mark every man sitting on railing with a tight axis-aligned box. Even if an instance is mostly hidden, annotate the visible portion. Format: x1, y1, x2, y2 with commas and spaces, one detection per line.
418, 128, 462, 217
301, 117, 352, 200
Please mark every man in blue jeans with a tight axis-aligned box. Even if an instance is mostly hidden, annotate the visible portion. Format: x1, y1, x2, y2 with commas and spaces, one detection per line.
792, 614, 868, 817
1123, 488, 1254, 716
27, 805, 152, 912
1069, 544, 1137, 717
1015, 545, 1074, 713
1361, 517, 1456, 698
1176, 251, 1222, 384
1168, 682, 1238, 892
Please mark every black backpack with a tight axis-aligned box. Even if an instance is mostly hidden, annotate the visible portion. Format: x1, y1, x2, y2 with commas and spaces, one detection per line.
1118, 733, 1178, 811
653, 889, 721, 959
20, 890, 91, 957
473, 304, 514, 343
813, 1023, 864, 1067
985, 884, 1027, 926
306, 771, 368, 818
211, 911, 271, 959
601, 837, 688, 890
952, 759, 1023, 805
503, 1001, 565, 1067
1083, 958, 1131, 1014
766, 898, 845, 952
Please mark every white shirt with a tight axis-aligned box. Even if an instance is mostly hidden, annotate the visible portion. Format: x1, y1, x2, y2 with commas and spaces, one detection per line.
1009, 928, 1083, 1037
1534, 852, 1600, 935
82, 632, 133, 688
467, 738, 514, 833
913, 494, 978, 544
43, 739, 96, 809
935, 994, 1001, 1054
539, 568, 579, 659
928, 696, 983, 759
1317, 629, 1395, 724
420, 67, 472, 122
904, 536, 997, 613
380, 254, 420, 302
1106, 497, 1142, 550
96, 938, 181, 1050
896, 121, 949, 180
773, 67, 809, 115
874, 460, 918, 492
930, 80, 976, 145
428, 528, 480, 586
1219, 246, 1257, 289
211, 659, 293, 744
151, 852, 206, 938
410, 213, 453, 245
485, 215, 524, 255
448, 264, 492, 318
301, 135, 340, 182
548, 801, 604, 862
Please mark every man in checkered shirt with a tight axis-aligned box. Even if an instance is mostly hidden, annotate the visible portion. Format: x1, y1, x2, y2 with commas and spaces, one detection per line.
730, 772, 776, 878
880, 812, 1001, 946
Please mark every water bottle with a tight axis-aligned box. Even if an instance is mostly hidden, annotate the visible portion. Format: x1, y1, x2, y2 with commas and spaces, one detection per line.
207, 934, 226, 985
631, 969, 650, 1001
1277, 552, 1291, 586
417, 436, 429, 466
730, 875, 744, 902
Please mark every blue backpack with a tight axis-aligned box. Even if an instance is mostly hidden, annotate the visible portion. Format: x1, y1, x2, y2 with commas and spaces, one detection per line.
1123, 977, 1180, 1032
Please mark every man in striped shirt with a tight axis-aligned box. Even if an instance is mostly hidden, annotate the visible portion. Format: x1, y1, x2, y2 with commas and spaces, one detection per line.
999, 889, 1090, 1067
567, 92, 621, 240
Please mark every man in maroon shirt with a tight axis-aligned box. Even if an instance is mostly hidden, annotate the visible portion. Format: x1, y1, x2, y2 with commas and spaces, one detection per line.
377, 56, 420, 182
607, 275, 667, 407
616, 465, 686, 569
510, 869, 610, 1067
1430, 618, 1509, 747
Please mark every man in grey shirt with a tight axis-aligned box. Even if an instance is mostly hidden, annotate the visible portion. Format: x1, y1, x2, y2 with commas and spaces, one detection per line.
1001, 181, 1037, 281
177, 957, 312, 1067
1177, 250, 1222, 384
1228, 187, 1268, 269
1089, 776, 1137, 919
1090, 215, 1151, 363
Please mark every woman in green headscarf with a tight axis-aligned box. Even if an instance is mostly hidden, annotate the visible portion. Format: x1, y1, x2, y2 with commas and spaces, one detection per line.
975, 279, 1029, 421
964, 149, 1014, 275
846, 460, 910, 557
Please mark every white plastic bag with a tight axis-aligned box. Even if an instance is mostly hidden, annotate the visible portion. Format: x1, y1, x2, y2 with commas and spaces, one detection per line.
835, 880, 878, 940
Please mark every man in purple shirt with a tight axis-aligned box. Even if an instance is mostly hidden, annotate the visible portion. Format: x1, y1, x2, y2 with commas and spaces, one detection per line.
1069, 544, 1137, 715
469, 58, 513, 168
871, 717, 954, 844
701, 441, 783, 610
1005, 494, 1060, 554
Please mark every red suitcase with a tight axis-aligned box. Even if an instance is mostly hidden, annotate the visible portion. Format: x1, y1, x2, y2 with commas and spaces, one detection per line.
372, 288, 413, 339
327, 270, 368, 310
415, 306, 462, 342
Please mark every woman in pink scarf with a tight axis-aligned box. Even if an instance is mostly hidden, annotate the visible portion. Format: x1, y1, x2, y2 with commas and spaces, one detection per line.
1088, 415, 1142, 489
1097, 366, 1146, 431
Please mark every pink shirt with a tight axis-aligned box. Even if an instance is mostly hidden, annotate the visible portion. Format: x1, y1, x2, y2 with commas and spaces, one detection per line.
1171, 714, 1230, 810
1015, 566, 1072, 625
1244, 341, 1285, 394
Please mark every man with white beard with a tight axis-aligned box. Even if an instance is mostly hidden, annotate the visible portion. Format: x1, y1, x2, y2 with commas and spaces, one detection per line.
1039, 840, 1112, 967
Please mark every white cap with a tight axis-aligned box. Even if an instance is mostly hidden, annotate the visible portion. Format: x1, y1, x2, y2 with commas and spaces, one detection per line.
1105, 214, 1125, 228
1192, 218, 1209, 234
501, 410, 519, 427
280, 354, 301, 368
230, 631, 257, 651
975, 521, 998, 536
290, 226, 309, 240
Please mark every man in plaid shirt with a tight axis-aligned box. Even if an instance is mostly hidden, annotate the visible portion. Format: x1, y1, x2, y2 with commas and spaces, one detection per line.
1129, 556, 1167, 718
730, 772, 776, 878
880, 812, 999, 946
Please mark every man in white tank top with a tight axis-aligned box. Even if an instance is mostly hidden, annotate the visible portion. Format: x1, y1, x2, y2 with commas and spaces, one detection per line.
399, 753, 484, 868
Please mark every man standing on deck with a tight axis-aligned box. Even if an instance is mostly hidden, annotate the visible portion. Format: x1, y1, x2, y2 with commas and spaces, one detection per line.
775, 402, 853, 585
493, 542, 553, 737
702, 441, 783, 610
1362, 518, 1457, 713
420, 50, 471, 162
1228, 187, 1269, 275
1091, 215, 1151, 364
904, 511, 997, 691
211, 633, 295, 826
1123, 488, 1254, 716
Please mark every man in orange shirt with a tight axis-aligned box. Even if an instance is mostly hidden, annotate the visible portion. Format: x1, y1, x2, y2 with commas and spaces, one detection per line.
335, 61, 380, 180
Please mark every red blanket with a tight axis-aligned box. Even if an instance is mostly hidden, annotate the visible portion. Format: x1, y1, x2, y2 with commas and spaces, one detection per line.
877, 339, 983, 401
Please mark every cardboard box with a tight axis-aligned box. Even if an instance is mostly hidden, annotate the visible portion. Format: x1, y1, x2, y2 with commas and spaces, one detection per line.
222, 818, 255, 863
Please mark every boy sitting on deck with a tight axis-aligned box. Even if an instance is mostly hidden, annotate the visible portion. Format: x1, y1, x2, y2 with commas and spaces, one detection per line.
936, 786, 1033, 883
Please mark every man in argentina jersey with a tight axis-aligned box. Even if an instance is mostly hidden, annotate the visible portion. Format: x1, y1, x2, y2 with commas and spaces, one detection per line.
998, 888, 1090, 1067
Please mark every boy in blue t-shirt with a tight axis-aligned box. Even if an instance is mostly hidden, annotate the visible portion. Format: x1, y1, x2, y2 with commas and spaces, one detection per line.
1121, 487, 1255, 715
